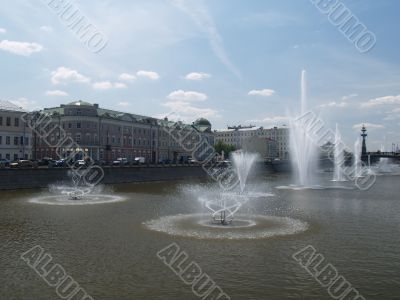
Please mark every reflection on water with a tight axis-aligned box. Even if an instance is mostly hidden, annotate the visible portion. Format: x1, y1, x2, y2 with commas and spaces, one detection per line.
0, 173, 400, 299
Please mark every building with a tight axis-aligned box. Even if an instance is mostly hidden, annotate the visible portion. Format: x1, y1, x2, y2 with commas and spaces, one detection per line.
32, 100, 213, 163
0, 100, 32, 161
214, 125, 289, 159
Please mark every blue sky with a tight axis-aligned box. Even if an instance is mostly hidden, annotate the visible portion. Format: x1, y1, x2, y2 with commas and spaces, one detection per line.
0, 0, 399, 150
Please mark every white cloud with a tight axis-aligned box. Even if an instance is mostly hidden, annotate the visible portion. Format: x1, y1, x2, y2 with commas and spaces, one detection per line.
185, 72, 211, 81
319, 101, 348, 108
0, 40, 43, 56
0, 28, 6, 34
114, 82, 127, 89
245, 115, 288, 126
92, 81, 127, 90
117, 101, 131, 107
51, 67, 90, 85
342, 93, 358, 101
167, 90, 207, 102
162, 100, 218, 121
136, 70, 160, 80
248, 89, 275, 97
352, 123, 385, 130
10, 97, 37, 110
119, 73, 136, 81
40, 26, 53, 32
361, 95, 400, 108
45, 90, 68, 97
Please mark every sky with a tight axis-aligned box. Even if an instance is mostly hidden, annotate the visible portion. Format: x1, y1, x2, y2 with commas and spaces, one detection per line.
0, 0, 399, 151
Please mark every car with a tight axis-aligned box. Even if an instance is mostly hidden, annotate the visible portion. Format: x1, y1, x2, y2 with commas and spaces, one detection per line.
55, 159, 66, 167
38, 157, 54, 166
112, 158, 129, 166
10, 160, 35, 168
188, 157, 198, 164
0, 159, 11, 167
75, 160, 86, 167
134, 157, 146, 165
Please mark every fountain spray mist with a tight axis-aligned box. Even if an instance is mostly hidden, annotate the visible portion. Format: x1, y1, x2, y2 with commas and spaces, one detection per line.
333, 124, 346, 181
354, 137, 362, 178
289, 70, 318, 187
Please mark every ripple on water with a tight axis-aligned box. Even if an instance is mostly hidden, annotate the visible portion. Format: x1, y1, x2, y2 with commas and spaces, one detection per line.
144, 214, 309, 240
28, 194, 126, 206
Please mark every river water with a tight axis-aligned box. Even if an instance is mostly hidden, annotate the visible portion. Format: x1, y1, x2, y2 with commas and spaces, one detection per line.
0, 173, 399, 299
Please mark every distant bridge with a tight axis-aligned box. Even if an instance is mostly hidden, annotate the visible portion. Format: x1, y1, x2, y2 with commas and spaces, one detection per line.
363, 151, 400, 159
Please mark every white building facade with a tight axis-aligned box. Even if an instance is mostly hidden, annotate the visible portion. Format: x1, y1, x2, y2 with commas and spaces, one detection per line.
0, 100, 32, 161
214, 126, 289, 159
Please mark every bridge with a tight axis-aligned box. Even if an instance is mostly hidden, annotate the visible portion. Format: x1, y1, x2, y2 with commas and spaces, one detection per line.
361, 125, 400, 161
364, 151, 400, 159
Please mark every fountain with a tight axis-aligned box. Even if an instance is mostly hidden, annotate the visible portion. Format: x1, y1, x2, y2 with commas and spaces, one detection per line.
353, 137, 362, 178
288, 70, 318, 187
29, 169, 125, 205
332, 124, 347, 182
204, 151, 259, 225
144, 150, 309, 239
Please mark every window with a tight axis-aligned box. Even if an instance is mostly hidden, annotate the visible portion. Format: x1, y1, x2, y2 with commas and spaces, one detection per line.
68, 123, 72, 129
6, 136, 10, 145
0, 116, 2, 125
24, 137, 29, 146
76, 134, 81, 143
14, 137, 19, 145
77, 122, 81, 129
14, 154, 18, 161
6, 117, 11, 126
15, 118, 19, 127
6, 154, 10, 160
0, 136, 1, 144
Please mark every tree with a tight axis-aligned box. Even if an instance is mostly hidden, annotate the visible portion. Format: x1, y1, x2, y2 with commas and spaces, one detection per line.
214, 140, 236, 158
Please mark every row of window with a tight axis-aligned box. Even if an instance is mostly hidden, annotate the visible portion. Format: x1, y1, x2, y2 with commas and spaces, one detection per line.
0, 136, 30, 146
59, 122, 156, 136
0, 153, 29, 160
0, 116, 20, 127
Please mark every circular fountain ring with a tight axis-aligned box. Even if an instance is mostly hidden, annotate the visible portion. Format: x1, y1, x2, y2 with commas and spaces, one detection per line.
144, 214, 309, 240
28, 194, 126, 206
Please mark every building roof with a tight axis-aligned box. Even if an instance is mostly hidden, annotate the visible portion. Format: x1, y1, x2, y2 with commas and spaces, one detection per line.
0, 100, 26, 112
67, 100, 94, 106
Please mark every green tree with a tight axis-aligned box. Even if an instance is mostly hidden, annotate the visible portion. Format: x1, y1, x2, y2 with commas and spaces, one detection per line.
214, 140, 236, 158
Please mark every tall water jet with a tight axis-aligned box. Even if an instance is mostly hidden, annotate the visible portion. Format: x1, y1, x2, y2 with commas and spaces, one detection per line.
332, 124, 346, 181
231, 151, 258, 193
354, 137, 362, 177
289, 70, 318, 187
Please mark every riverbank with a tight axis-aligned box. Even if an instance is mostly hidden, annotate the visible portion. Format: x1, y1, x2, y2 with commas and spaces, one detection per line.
0, 165, 208, 190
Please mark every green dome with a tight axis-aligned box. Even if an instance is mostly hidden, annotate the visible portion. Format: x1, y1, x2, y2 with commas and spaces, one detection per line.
193, 118, 211, 127
67, 100, 93, 106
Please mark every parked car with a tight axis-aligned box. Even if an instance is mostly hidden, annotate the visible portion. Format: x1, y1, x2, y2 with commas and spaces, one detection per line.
134, 157, 146, 165
188, 157, 198, 164
38, 157, 54, 166
112, 158, 129, 166
0, 159, 11, 167
10, 160, 35, 168
75, 160, 86, 167
55, 159, 66, 167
